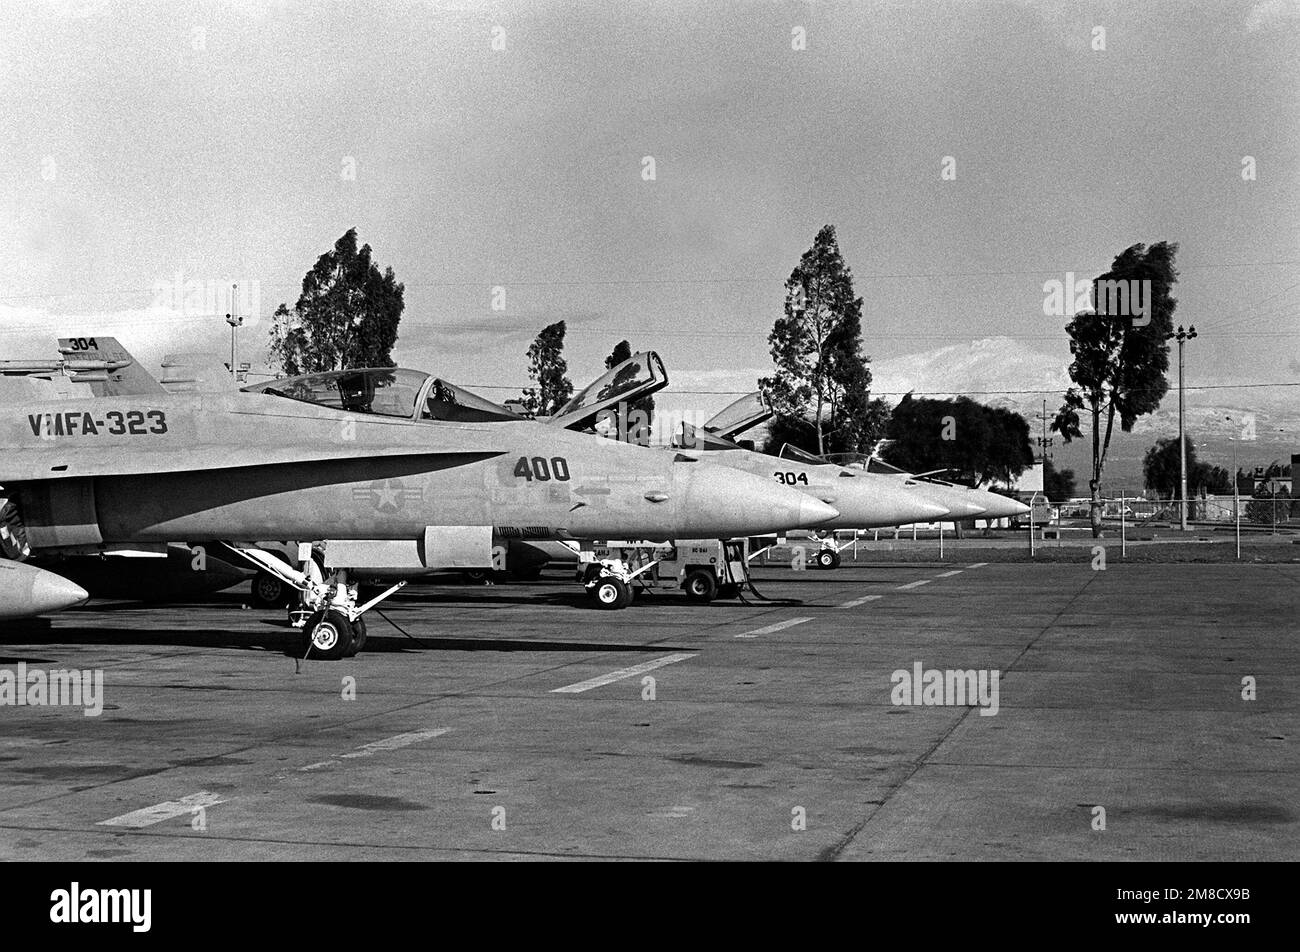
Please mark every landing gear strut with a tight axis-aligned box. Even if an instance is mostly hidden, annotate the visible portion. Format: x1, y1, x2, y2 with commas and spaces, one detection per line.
224, 545, 403, 660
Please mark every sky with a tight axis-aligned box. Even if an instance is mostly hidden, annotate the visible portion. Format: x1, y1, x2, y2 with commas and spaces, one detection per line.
1, 0, 1298, 428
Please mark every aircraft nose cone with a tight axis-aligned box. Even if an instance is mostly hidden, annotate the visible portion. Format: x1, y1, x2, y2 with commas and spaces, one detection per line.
979, 495, 1030, 519
798, 495, 839, 528
963, 501, 989, 517
680, 465, 839, 536
30, 571, 89, 614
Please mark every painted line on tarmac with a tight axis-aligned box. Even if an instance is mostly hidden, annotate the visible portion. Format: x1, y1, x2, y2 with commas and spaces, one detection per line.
552, 653, 698, 693
735, 617, 813, 639
301, 728, 451, 771
896, 579, 932, 590
965, 562, 988, 569
934, 570, 963, 578
99, 791, 228, 829
839, 595, 883, 609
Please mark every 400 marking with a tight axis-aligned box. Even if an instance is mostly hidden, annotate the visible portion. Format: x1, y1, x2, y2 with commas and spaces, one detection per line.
513, 456, 571, 482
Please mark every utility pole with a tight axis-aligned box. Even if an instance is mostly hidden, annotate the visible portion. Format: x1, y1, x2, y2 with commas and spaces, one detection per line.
1036, 400, 1053, 463
225, 283, 243, 384
1168, 325, 1197, 530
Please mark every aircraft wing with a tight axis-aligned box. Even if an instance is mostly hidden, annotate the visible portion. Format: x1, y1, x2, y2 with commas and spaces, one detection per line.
547, 351, 668, 431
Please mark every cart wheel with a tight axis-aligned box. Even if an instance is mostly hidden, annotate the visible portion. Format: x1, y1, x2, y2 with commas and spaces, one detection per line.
683, 569, 718, 603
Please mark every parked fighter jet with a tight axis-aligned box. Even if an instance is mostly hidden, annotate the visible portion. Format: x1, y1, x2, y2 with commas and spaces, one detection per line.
701, 390, 1029, 524
543, 365, 950, 532
808, 449, 1031, 523
1, 366, 836, 651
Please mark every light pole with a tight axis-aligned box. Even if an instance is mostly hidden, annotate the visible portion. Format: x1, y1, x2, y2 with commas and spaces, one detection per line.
225, 283, 242, 384
1167, 325, 1197, 530
1227, 428, 1241, 561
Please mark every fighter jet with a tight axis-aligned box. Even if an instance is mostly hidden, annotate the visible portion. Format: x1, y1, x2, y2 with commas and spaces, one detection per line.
543, 366, 950, 533
698, 390, 1029, 524
1, 366, 837, 652
810, 449, 1031, 523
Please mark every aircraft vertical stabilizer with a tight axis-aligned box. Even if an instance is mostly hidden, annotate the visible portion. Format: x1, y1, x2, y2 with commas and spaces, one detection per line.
57, 337, 166, 397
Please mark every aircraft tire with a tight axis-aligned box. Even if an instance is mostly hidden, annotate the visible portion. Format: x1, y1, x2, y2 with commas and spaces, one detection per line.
815, 549, 838, 570
592, 577, 629, 610
682, 569, 717, 603
302, 609, 355, 661
250, 571, 291, 609
345, 616, 367, 657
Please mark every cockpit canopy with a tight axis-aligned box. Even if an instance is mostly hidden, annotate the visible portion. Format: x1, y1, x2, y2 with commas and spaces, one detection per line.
778, 443, 829, 466
704, 391, 772, 440
674, 421, 746, 452
549, 351, 667, 431
817, 450, 965, 487
245, 368, 519, 423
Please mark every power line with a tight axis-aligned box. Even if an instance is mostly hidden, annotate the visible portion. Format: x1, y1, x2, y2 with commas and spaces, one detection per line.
2, 257, 1298, 303
466, 381, 1300, 395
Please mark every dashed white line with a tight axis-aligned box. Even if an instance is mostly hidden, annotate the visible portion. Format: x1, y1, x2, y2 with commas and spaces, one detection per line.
839, 595, 883, 609
934, 570, 963, 578
734, 617, 813, 639
965, 562, 988, 569
100, 791, 227, 828
552, 653, 698, 693
896, 579, 932, 590
301, 728, 450, 771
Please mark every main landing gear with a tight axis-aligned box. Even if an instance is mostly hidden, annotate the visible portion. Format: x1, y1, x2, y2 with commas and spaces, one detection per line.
225, 545, 398, 660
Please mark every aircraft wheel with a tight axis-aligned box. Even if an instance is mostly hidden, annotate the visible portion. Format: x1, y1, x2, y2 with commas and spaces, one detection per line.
302, 609, 355, 661
344, 616, 367, 657
683, 569, 717, 603
250, 571, 291, 609
816, 549, 838, 570
592, 577, 629, 610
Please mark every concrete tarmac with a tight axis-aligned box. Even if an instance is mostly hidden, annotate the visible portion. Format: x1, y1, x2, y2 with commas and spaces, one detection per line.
1, 561, 1295, 861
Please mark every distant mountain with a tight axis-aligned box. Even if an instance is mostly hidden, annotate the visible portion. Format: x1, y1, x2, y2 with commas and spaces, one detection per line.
666, 336, 1297, 490
870, 337, 1298, 490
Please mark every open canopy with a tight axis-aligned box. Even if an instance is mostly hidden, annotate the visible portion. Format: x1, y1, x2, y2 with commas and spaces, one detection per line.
778, 443, 829, 466
549, 351, 668, 431
704, 391, 772, 440
674, 421, 747, 452
246, 368, 518, 423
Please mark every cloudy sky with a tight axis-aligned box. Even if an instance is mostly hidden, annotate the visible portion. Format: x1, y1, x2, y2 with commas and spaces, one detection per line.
2, 0, 1297, 422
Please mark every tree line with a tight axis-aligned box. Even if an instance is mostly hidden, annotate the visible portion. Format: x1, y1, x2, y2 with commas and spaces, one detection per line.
266, 226, 1224, 538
